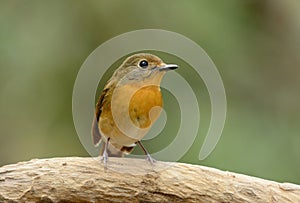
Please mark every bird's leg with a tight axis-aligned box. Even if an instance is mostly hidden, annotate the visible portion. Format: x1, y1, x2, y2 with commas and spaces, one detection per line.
101, 137, 110, 169
137, 141, 156, 165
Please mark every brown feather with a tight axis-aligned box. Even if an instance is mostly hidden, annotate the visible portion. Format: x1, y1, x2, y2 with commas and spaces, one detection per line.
92, 86, 110, 146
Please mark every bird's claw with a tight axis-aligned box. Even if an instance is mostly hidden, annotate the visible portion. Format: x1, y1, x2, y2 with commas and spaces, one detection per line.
101, 150, 108, 170
146, 154, 156, 165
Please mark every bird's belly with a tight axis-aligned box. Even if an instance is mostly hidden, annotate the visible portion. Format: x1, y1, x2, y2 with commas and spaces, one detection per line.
99, 85, 163, 146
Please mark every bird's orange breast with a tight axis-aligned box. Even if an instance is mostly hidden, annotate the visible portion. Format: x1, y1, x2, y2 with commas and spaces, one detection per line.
129, 85, 163, 128
99, 84, 163, 146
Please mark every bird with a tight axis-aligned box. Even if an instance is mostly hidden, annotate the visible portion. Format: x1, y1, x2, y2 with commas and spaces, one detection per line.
92, 53, 178, 167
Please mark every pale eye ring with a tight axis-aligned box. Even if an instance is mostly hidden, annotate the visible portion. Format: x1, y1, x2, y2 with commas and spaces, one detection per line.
139, 60, 148, 68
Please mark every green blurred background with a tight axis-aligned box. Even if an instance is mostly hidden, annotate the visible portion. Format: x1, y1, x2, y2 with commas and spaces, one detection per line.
1, 1, 299, 184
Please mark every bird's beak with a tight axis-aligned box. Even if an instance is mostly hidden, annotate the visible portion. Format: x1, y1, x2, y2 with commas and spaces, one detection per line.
159, 64, 179, 71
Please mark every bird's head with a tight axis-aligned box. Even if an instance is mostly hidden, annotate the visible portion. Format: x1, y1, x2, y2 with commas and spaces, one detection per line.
113, 53, 178, 85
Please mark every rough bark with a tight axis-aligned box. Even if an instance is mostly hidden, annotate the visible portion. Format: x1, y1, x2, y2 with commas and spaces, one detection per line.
0, 157, 299, 203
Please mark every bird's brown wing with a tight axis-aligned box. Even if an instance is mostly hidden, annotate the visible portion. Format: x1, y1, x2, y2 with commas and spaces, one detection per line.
91, 86, 110, 146
91, 115, 101, 146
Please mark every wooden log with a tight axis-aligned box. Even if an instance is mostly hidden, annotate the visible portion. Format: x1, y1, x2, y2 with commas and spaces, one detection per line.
0, 157, 299, 202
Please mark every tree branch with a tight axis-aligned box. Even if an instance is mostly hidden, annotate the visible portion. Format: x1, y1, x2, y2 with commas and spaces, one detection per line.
0, 157, 299, 202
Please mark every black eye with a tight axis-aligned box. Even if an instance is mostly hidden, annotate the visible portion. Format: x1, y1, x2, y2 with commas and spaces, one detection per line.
139, 60, 148, 68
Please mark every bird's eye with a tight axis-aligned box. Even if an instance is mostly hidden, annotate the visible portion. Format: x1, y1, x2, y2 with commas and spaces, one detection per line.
139, 60, 148, 68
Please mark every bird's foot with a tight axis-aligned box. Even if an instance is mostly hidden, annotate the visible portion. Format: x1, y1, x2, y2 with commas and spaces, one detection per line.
146, 153, 156, 166
101, 150, 108, 170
